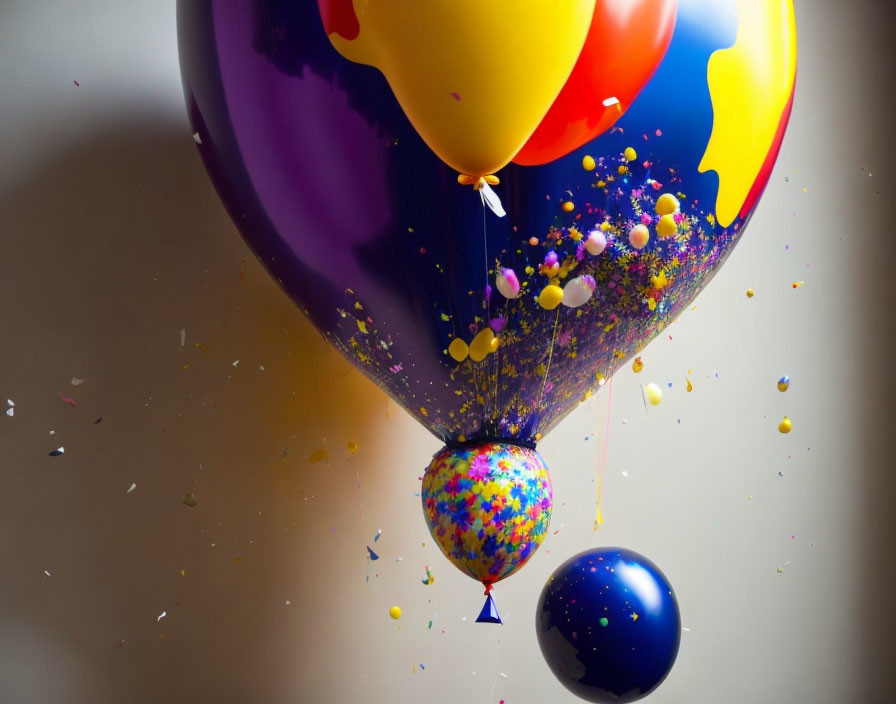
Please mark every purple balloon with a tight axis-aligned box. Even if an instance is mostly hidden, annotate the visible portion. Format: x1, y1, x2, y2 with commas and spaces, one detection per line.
177, 1, 791, 448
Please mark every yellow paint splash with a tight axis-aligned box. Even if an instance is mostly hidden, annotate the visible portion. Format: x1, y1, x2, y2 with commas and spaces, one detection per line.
698, 0, 797, 226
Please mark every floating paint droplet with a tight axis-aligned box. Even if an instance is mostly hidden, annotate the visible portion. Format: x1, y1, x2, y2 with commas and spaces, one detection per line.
746, 288, 755, 298
777, 375, 790, 392
582, 155, 595, 171
778, 416, 792, 434
49, 447, 64, 457
792, 281, 804, 289
645, 383, 663, 406
347, 441, 359, 453
182, 493, 198, 507
624, 147, 637, 162
632, 357, 644, 373
308, 448, 328, 464
599, 617, 609, 627
561, 201, 575, 213
686, 378, 693, 392
389, 606, 402, 620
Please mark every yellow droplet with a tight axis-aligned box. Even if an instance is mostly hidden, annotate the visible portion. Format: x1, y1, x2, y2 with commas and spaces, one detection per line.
617, 165, 628, 175
308, 449, 328, 464
536, 363, 547, 377
778, 416, 792, 434
469, 327, 496, 362
746, 288, 755, 298
347, 442, 359, 453
489, 335, 500, 353
534, 433, 542, 441
179, 569, 186, 577
582, 155, 596, 171
686, 378, 693, 392
389, 606, 402, 620
448, 337, 469, 362
632, 357, 644, 373
656, 214, 677, 238
655, 193, 680, 216
631, 612, 639, 622
645, 383, 663, 406
624, 147, 637, 162
561, 201, 575, 213
538, 285, 564, 310
457, 434, 466, 443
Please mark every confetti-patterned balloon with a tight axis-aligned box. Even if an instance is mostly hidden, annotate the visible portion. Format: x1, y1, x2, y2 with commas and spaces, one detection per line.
422, 443, 552, 590
536, 547, 681, 703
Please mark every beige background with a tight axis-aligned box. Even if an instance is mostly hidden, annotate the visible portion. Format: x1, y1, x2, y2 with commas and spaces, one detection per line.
1, 2, 894, 703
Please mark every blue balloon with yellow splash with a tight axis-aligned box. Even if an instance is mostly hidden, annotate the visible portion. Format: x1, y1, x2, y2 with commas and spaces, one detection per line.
178, 0, 796, 604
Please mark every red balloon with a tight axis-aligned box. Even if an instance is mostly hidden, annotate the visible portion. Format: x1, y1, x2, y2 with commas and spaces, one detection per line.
513, 0, 678, 167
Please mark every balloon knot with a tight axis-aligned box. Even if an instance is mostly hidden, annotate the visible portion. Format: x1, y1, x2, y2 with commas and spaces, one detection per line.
483, 582, 493, 596
457, 174, 499, 190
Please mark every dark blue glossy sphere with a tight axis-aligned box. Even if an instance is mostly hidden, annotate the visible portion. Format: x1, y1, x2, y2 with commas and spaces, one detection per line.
536, 548, 681, 703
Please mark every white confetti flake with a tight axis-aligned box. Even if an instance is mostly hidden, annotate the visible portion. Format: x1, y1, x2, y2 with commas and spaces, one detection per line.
192, 132, 202, 144
5, 407, 12, 417
180, 328, 186, 347
126, 483, 137, 494
285, 600, 291, 606
71, 377, 86, 386
43, 570, 51, 577
232, 360, 240, 367
157, 611, 167, 622
621, 470, 629, 478
602, 96, 620, 107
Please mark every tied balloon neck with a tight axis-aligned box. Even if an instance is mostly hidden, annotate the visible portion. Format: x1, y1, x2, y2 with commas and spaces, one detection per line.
442, 436, 537, 452
457, 173, 506, 218
476, 586, 502, 625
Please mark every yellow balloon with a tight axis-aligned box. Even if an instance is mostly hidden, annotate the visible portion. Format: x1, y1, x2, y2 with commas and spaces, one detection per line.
538, 285, 564, 311
325, 1, 596, 179
448, 337, 469, 363
389, 606, 402, 620
469, 328, 496, 362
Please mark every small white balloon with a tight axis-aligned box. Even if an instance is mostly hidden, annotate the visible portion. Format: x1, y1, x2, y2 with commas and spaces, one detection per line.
585, 230, 607, 256
495, 268, 520, 299
562, 275, 596, 308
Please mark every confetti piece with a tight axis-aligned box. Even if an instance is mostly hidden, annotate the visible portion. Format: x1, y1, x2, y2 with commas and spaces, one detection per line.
389, 606, 402, 620
599, 617, 609, 627
232, 359, 240, 367
192, 132, 202, 144
777, 375, 790, 392
631, 613, 639, 621
347, 441, 359, 453
421, 566, 434, 585
43, 570, 51, 577
49, 447, 64, 456
71, 377, 86, 386
308, 449, 328, 464
126, 483, 136, 494
776, 567, 784, 574
58, 393, 76, 407
179, 569, 186, 577
632, 357, 643, 373
686, 378, 693, 392
374, 529, 382, 543
602, 96, 619, 107
366, 546, 380, 561
157, 611, 167, 622
182, 493, 198, 507
95, 416, 103, 424
180, 329, 186, 347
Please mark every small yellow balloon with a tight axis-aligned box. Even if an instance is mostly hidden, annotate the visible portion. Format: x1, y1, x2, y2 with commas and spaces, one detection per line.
746, 288, 755, 298
628, 224, 650, 249
561, 201, 575, 213
538, 285, 564, 310
448, 337, 469, 362
624, 147, 638, 162
778, 416, 792, 434
656, 193, 680, 216
582, 155, 596, 171
645, 383, 663, 406
389, 606, 402, 620
469, 328, 496, 362
656, 214, 677, 238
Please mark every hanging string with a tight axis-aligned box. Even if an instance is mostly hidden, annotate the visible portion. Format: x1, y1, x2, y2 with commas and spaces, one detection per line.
593, 378, 614, 539
536, 309, 562, 411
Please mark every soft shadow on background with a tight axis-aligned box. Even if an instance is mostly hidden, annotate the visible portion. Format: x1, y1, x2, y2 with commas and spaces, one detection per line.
0, 119, 395, 702
1, 2, 895, 704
